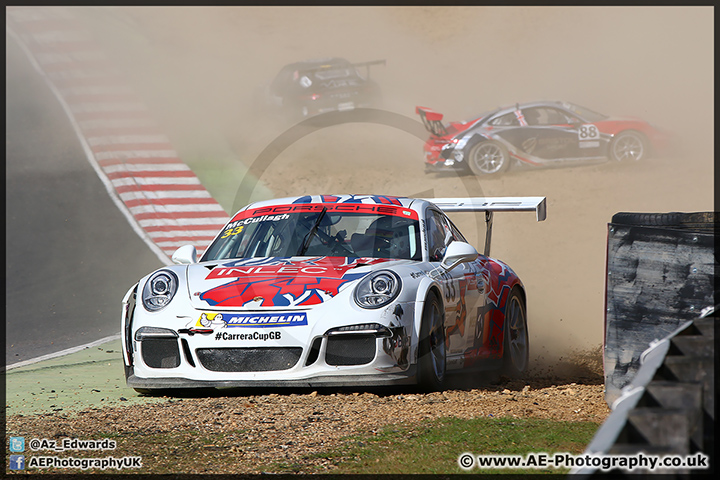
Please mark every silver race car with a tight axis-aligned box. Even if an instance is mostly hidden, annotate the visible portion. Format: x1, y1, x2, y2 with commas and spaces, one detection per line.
122, 194, 546, 393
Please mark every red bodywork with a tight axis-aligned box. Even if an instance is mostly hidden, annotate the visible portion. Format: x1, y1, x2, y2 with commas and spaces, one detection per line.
594, 117, 673, 153
416, 106, 484, 165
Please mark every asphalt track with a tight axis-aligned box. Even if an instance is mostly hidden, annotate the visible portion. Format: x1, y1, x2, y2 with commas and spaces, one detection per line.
5, 34, 163, 365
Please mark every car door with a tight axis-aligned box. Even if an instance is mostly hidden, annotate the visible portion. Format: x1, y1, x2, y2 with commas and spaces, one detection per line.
507, 106, 583, 160
556, 106, 605, 159
425, 209, 484, 366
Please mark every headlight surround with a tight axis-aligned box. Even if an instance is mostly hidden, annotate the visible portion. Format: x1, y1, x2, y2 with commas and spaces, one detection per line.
354, 270, 401, 309
326, 323, 392, 337
142, 270, 179, 312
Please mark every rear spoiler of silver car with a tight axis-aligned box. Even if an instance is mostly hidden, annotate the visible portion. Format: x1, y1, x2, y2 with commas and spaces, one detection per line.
424, 196, 547, 256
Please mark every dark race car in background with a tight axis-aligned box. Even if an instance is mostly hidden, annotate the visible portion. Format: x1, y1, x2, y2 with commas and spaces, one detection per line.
417, 101, 672, 176
262, 57, 385, 121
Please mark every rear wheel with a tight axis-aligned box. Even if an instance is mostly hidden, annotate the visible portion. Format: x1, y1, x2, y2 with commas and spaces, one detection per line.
418, 292, 446, 391
501, 288, 529, 377
610, 131, 647, 161
467, 140, 510, 176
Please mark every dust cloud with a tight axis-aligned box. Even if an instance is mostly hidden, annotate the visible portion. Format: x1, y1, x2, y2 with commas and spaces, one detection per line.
21, 7, 715, 362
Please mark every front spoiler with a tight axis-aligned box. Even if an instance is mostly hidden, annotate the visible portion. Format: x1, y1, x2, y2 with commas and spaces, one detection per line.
424, 161, 465, 173
126, 366, 417, 389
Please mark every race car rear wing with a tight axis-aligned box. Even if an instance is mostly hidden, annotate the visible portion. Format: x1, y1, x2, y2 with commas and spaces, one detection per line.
424, 197, 547, 256
350, 59, 386, 80
416, 106, 448, 137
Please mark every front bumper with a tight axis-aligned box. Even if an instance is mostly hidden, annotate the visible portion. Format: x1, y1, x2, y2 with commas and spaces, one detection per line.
128, 329, 413, 386
126, 366, 417, 389
125, 297, 418, 389
424, 159, 465, 173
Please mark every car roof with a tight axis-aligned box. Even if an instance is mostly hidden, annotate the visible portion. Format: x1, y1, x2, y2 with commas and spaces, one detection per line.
489, 100, 567, 114
238, 194, 425, 214
462, 101, 579, 125
282, 57, 352, 71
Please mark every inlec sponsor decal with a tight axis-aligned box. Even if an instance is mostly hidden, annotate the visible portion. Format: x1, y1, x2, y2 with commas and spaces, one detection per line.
207, 264, 332, 279
225, 312, 308, 328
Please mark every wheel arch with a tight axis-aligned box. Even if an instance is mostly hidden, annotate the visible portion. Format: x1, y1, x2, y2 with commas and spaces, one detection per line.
412, 278, 445, 361
499, 281, 526, 344
463, 134, 512, 176
613, 128, 649, 143
121, 283, 138, 367
611, 129, 652, 158
500, 283, 529, 370
512, 283, 527, 310
461, 132, 490, 153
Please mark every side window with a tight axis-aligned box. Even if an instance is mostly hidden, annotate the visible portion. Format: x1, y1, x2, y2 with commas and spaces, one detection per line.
489, 112, 519, 126
523, 107, 570, 126
545, 108, 571, 125
446, 217, 467, 244
426, 210, 456, 262
425, 211, 445, 262
522, 108, 541, 126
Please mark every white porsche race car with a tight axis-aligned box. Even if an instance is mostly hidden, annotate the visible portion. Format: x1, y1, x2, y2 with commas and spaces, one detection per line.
122, 194, 546, 393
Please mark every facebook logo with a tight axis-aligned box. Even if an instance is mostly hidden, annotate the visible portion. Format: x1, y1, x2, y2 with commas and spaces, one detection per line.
9, 436, 25, 452
9, 455, 25, 470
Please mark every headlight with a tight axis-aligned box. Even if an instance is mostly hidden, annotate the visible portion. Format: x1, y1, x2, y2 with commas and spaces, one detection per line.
142, 270, 179, 311
354, 270, 401, 309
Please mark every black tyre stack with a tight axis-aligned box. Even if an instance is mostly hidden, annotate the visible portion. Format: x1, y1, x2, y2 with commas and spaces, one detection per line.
572, 211, 717, 477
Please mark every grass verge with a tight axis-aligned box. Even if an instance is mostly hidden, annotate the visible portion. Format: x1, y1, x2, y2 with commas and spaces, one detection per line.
268, 416, 598, 474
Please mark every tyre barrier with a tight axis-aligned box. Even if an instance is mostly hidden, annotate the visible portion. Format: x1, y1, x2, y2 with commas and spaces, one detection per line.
604, 212, 717, 403
571, 307, 715, 476
571, 211, 717, 476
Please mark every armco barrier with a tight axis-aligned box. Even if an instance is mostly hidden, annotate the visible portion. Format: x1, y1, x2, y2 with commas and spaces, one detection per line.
571, 308, 715, 476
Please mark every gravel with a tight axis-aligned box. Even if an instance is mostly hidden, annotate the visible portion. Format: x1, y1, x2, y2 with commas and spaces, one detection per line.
6, 348, 609, 474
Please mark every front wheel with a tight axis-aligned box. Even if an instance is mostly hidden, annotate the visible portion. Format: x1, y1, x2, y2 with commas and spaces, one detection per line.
501, 288, 529, 377
467, 141, 510, 176
418, 292, 446, 391
610, 131, 647, 161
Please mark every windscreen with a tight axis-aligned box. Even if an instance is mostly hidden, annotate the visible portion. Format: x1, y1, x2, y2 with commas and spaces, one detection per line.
202, 204, 422, 262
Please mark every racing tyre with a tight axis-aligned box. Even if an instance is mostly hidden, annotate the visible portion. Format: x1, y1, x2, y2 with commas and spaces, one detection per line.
418, 292, 446, 391
501, 288, 529, 377
611, 212, 683, 227
467, 141, 510, 176
610, 131, 647, 161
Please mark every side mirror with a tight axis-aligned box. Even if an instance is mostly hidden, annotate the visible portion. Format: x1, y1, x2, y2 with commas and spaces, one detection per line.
171, 245, 198, 265
440, 241, 478, 271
